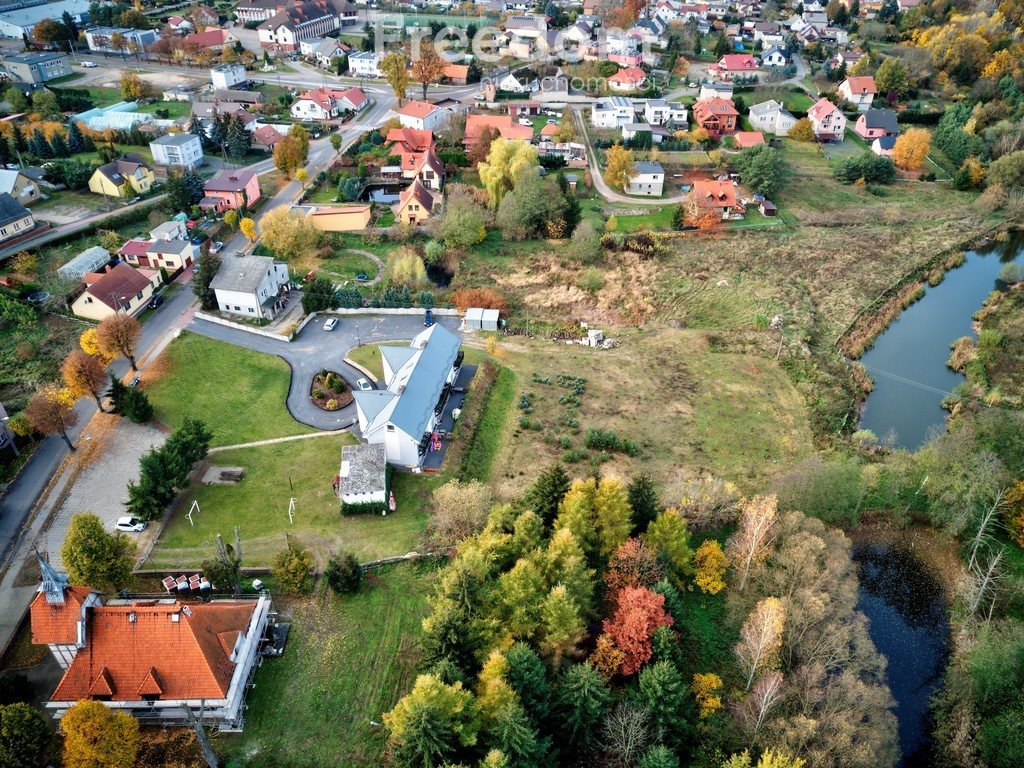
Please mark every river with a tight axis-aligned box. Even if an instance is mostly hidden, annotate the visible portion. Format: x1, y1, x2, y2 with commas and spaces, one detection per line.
859, 232, 1024, 449
853, 541, 950, 768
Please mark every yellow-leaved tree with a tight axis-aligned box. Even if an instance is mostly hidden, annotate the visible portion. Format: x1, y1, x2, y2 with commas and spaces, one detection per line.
478, 138, 539, 208
692, 672, 724, 719
239, 216, 258, 243
694, 539, 728, 594
893, 127, 931, 170
61, 700, 140, 768
735, 596, 786, 691
604, 141, 636, 191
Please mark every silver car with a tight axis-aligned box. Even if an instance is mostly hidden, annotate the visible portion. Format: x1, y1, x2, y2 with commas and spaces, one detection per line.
115, 516, 147, 532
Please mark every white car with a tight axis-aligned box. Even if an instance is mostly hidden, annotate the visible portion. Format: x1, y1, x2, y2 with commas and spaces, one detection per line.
356, 378, 373, 391
82, 61, 97, 68
517, 117, 533, 126
474, 92, 486, 101
209, 240, 224, 253
323, 317, 338, 331
115, 516, 147, 532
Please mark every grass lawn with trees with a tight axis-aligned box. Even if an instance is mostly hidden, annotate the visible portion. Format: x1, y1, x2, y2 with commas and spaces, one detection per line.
143, 332, 315, 446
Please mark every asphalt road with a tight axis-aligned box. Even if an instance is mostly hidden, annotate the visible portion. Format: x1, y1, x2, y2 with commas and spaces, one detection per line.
187, 312, 461, 431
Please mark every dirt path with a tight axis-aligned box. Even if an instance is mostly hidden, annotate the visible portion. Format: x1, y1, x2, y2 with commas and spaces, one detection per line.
319, 249, 385, 287
208, 429, 352, 454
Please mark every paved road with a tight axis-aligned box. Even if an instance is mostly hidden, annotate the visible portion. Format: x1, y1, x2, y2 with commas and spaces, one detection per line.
187, 312, 461, 430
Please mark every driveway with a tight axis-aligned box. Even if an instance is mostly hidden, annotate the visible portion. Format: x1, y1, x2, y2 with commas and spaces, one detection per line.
186, 313, 462, 433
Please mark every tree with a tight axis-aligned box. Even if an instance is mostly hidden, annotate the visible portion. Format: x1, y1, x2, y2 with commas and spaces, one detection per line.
728, 495, 778, 592
273, 135, 304, 176
892, 127, 930, 170
469, 125, 500, 167
24, 385, 77, 451
733, 671, 784, 748
694, 540, 727, 594
639, 744, 680, 768
692, 672, 724, 719
289, 123, 310, 163
637, 660, 694, 747
496, 168, 549, 240
594, 477, 632, 561
32, 18, 71, 49
301, 276, 339, 314
225, 114, 251, 158
10, 250, 36, 277
119, 71, 151, 100
272, 534, 314, 594
386, 247, 428, 288
325, 551, 363, 593
427, 479, 492, 550
987, 150, 1024, 189
3, 87, 26, 113
874, 56, 907, 99
489, 701, 545, 768
239, 216, 257, 242
644, 509, 693, 581
412, 43, 446, 100
627, 475, 659, 535
192, 252, 221, 311
201, 528, 243, 596
498, 559, 546, 639
602, 586, 673, 676
330, 133, 343, 153
567, 220, 601, 264
61, 350, 108, 412
788, 118, 814, 142
106, 378, 152, 423
735, 144, 788, 197
478, 138, 540, 208
605, 539, 665, 593
540, 585, 586, 669
735, 597, 786, 691
504, 643, 550, 727
79, 328, 112, 364
384, 674, 480, 768
30, 90, 60, 119
61, 513, 135, 590
381, 53, 409, 104
601, 703, 652, 768
256, 207, 321, 261
438, 189, 488, 248
223, 209, 239, 230
554, 663, 611, 760
61, 700, 139, 768
723, 750, 806, 768
0, 702, 50, 768
604, 142, 636, 191
95, 314, 141, 371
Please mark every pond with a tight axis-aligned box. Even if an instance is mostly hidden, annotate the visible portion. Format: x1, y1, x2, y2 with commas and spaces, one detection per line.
859, 232, 1024, 449
853, 541, 950, 768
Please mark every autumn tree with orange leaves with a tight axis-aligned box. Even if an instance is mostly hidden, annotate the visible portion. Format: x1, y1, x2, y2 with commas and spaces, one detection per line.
601, 585, 674, 676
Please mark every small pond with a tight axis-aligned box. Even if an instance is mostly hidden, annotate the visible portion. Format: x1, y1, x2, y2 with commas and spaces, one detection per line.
853, 541, 950, 768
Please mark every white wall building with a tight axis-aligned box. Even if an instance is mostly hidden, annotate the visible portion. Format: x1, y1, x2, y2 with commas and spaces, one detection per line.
625, 161, 665, 196
748, 100, 797, 136
149, 133, 204, 169
210, 63, 247, 90
591, 96, 636, 128
347, 51, 382, 78
209, 254, 291, 319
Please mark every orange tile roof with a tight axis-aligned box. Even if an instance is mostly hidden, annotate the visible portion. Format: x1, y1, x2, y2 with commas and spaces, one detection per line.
692, 178, 737, 209
396, 179, 435, 211
386, 127, 435, 153
443, 64, 469, 80
843, 76, 876, 95
540, 122, 559, 136
733, 131, 765, 148
30, 587, 95, 645
463, 114, 533, 144
50, 600, 257, 703
609, 66, 647, 85
397, 100, 440, 119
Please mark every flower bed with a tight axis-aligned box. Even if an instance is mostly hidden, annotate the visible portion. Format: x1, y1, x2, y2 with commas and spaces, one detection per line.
310, 371, 353, 411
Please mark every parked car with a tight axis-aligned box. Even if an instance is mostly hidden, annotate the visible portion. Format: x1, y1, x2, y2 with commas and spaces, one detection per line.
517, 117, 532, 126
356, 378, 373, 391
209, 240, 224, 253
474, 92, 486, 101
115, 516, 147, 532
82, 61, 97, 68
147, 295, 165, 309
190, 235, 204, 245
424, 308, 434, 327
546, 119, 558, 124
26, 290, 50, 306
323, 317, 338, 331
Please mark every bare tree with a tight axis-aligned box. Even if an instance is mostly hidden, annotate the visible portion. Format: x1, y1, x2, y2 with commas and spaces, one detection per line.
601, 704, 651, 768
734, 671, 785, 748
728, 495, 779, 592
967, 492, 1002, 572
736, 596, 786, 691
965, 548, 1005, 619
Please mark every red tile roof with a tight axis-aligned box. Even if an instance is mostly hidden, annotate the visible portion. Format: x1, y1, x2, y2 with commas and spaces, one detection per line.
843, 76, 876, 95
717, 53, 757, 71
386, 127, 435, 153
51, 600, 257, 703
693, 97, 739, 122
118, 239, 153, 257
463, 114, 533, 145
252, 124, 282, 146
692, 178, 737, 209
733, 131, 765, 148
82, 263, 154, 311
443, 64, 469, 81
808, 97, 841, 121
397, 100, 440, 119
30, 587, 96, 645
182, 28, 230, 48
608, 66, 647, 85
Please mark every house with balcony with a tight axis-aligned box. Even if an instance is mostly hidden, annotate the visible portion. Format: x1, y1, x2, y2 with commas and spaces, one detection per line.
200, 169, 261, 213
150, 133, 204, 169
808, 97, 846, 142
693, 97, 739, 138
591, 96, 636, 128
210, 254, 290, 319
88, 154, 155, 199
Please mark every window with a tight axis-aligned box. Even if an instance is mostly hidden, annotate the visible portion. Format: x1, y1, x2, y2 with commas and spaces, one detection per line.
386, 425, 395, 432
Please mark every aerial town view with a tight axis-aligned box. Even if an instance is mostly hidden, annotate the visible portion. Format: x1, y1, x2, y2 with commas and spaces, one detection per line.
0, 0, 1022, 765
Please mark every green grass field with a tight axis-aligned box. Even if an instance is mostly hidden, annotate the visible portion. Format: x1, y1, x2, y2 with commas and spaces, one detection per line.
219, 563, 435, 767
135, 100, 193, 119
347, 342, 406, 380
317, 250, 379, 284
144, 332, 314, 446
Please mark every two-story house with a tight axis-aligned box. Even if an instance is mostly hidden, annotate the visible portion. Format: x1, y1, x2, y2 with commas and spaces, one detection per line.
625, 161, 665, 196
838, 76, 876, 112
209, 254, 291, 319
88, 155, 155, 199
808, 97, 846, 142
149, 133, 204, 169
199, 169, 262, 213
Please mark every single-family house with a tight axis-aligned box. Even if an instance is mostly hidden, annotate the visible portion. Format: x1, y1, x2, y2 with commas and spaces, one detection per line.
644, 99, 687, 126
290, 86, 366, 120
692, 97, 739, 138
0, 193, 35, 245
443, 64, 469, 85
312, 37, 349, 68
336, 443, 388, 509
831, 50, 863, 71
251, 124, 283, 152
180, 27, 236, 51
70, 263, 159, 321
348, 51, 383, 78
166, 14, 193, 33
604, 32, 642, 68
854, 109, 899, 141
496, 68, 539, 94
392, 179, 436, 225
691, 178, 739, 218
463, 114, 533, 147
710, 53, 758, 81
200, 169, 261, 213
57, 246, 111, 282
397, 100, 449, 132
31, 556, 272, 728
87, 155, 155, 198
352, 324, 463, 467
210, 63, 247, 90
625, 161, 664, 196
733, 131, 765, 149
760, 45, 788, 68
698, 82, 734, 101
149, 133, 204, 169
591, 97, 636, 128
872, 135, 897, 158
0, 169, 39, 205
608, 66, 647, 93
409, 149, 444, 191
752, 21, 785, 46
838, 76, 876, 112
293, 203, 372, 231
748, 99, 797, 136
210, 254, 290, 319
387, 127, 435, 157
808, 98, 846, 142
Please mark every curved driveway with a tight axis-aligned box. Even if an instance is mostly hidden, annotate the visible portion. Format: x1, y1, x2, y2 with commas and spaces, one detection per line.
186, 313, 462, 431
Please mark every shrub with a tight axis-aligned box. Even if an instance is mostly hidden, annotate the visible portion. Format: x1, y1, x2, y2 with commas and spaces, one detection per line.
451, 287, 509, 313
324, 552, 363, 593
584, 428, 640, 456
271, 535, 314, 594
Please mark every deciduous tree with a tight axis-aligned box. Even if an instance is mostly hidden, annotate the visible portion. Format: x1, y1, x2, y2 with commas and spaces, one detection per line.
478, 138, 539, 208
428, 479, 492, 550
239, 217, 257, 242
787, 118, 814, 142
874, 56, 907, 99
437, 187, 488, 248
23, 385, 77, 451
272, 135, 304, 176
594, 477, 632, 561
271, 534, 314, 594
733, 671, 784, 748
412, 43, 446, 100
604, 142, 636, 191
540, 585, 586, 668
61, 700, 139, 768
61, 513, 135, 590
735, 597, 785, 691
384, 674, 480, 768
255, 207, 319, 259
0, 702, 50, 768
728, 495, 778, 592
644, 509, 693, 581
602, 586, 673, 676
893, 127, 931, 170
692, 672, 723, 719
61, 350, 108, 412
95, 314, 141, 371
605, 539, 665, 593
381, 53, 410, 104
694, 539, 728, 594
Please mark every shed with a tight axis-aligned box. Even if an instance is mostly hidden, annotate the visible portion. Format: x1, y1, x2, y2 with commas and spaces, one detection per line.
336, 443, 387, 509
57, 246, 110, 282
759, 200, 777, 216
465, 307, 499, 331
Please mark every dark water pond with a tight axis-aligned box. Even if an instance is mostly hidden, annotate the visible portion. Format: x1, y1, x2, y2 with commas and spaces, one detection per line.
859, 232, 1024, 449
853, 541, 950, 768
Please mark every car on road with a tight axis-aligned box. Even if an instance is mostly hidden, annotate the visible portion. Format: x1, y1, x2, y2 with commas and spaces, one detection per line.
323, 317, 338, 331
474, 92, 486, 101
26, 290, 50, 306
115, 516, 147, 532
424, 308, 434, 327
147, 295, 165, 309
356, 378, 373, 391
209, 240, 224, 254
82, 61, 97, 68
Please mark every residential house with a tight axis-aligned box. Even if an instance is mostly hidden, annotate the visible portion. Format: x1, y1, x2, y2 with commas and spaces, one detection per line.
709, 53, 758, 82
200, 169, 262, 213
396, 100, 449, 132
192, 4, 219, 26
409, 149, 444, 191
872, 135, 897, 157
210, 254, 290, 319
166, 15, 193, 33
443, 64, 469, 85
625, 161, 664, 196
84, 27, 159, 52
210, 64, 247, 90
336, 443, 387, 508
629, 18, 666, 47
854, 108, 898, 141
590, 97, 636, 128
608, 66, 647, 93
290, 86, 366, 120
119, 222, 198, 272
392, 179, 436, 225
180, 28, 236, 51
31, 557, 272, 728
644, 99, 687, 126
462, 114, 533, 148
748, 99, 797, 136
692, 97, 739, 138
507, 101, 541, 118
691, 178, 740, 218
496, 68, 539, 94
0, 169, 39, 206
251, 124, 283, 152
838, 76, 876, 112
698, 82, 734, 101
348, 51, 383, 78
57, 246, 111, 282
808, 97, 846, 142
563, 19, 593, 44
70, 263, 159, 320
387, 127, 435, 157
1, 52, 70, 83
760, 45, 788, 68
352, 323, 463, 467
752, 21, 784, 46
733, 131, 765, 149
87, 155, 155, 198
149, 133, 204, 169
292, 203, 372, 231
603, 32, 642, 68
831, 50, 863, 70
311, 37, 349, 68
0, 193, 35, 245
257, 0, 351, 50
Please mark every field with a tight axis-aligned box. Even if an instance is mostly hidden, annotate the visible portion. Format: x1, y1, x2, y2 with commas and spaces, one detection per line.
347, 341, 406, 380
219, 563, 434, 768
315, 250, 380, 284
143, 332, 315, 446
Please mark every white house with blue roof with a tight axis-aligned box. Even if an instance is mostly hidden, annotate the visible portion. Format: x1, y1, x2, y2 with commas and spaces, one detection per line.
352, 324, 463, 467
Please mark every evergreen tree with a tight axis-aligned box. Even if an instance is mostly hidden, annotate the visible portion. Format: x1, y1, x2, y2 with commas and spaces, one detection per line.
504, 643, 551, 728
627, 475, 660, 535
192, 252, 221, 311
528, 463, 570, 528
208, 113, 227, 149
29, 128, 51, 158
554, 663, 611, 760
10, 123, 25, 153
489, 703, 546, 768
50, 132, 69, 157
638, 745, 680, 768
225, 114, 250, 158
0, 136, 10, 166
635, 660, 695, 749
186, 113, 209, 148
67, 120, 84, 153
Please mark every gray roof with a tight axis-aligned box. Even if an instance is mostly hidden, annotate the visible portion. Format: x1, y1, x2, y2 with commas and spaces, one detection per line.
339, 443, 387, 496
151, 132, 200, 147
380, 344, 417, 374
209, 254, 276, 294
634, 161, 664, 175
352, 389, 396, 425
0, 191, 30, 228
862, 109, 898, 133
148, 238, 190, 255
389, 324, 461, 437
3, 52, 68, 64
874, 135, 897, 150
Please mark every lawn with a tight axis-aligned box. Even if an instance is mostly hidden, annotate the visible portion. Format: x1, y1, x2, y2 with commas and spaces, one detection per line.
219, 563, 434, 767
317, 249, 380, 284
347, 342, 406, 380
145, 436, 438, 569
135, 100, 193, 119
143, 331, 315, 447
581, 196, 678, 231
